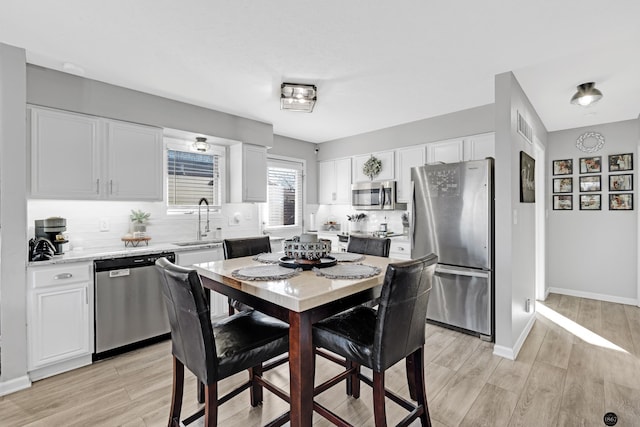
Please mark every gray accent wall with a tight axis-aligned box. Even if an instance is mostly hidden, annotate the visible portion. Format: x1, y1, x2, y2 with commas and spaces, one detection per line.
547, 119, 638, 302
0, 44, 28, 387
317, 104, 494, 160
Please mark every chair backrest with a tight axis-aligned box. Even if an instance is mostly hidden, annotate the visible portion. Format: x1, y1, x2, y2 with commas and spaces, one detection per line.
155, 257, 218, 384
223, 236, 272, 260
372, 253, 438, 371
347, 235, 391, 257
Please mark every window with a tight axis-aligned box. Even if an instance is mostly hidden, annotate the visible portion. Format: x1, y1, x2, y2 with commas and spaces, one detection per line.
167, 149, 222, 208
265, 158, 303, 228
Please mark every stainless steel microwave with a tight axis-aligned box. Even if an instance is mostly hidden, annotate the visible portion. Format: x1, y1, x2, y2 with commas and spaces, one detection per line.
351, 180, 397, 210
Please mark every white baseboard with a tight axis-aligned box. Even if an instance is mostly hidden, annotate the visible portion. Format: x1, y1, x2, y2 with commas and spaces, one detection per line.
0, 375, 31, 397
493, 313, 536, 361
548, 287, 638, 306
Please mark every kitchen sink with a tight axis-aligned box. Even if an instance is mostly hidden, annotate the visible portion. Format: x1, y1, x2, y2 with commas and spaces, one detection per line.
172, 240, 223, 247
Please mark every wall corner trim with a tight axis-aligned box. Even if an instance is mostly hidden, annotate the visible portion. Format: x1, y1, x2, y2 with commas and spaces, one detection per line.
493, 313, 536, 360
0, 375, 31, 397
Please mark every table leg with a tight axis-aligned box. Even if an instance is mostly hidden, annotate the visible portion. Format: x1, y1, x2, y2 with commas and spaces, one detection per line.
288, 311, 314, 427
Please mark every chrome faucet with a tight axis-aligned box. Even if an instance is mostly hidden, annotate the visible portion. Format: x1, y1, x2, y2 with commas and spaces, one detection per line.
197, 198, 210, 240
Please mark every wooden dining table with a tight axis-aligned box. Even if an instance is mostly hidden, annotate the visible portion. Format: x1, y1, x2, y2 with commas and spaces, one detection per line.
192, 254, 393, 427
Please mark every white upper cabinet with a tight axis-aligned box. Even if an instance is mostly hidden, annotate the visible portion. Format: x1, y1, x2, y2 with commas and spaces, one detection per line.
352, 151, 395, 183
31, 107, 101, 199
105, 119, 163, 200
229, 143, 267, 203
30, 107, 163, 201
396, 145, 426, 202
319, 158, 351, 204
426, 138, 464, 164
463, 132, 495, 161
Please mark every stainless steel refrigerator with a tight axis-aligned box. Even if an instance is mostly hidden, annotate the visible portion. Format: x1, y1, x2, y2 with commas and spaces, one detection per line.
411, 158, 494, 341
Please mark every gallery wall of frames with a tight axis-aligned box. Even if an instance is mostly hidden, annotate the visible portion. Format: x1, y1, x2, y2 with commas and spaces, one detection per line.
551, 153, 633, 211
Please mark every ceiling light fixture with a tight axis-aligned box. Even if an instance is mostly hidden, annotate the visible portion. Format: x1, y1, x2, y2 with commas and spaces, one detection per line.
570, 82, 603, 107
281, 83, 317, 112
193, 136, 210, 152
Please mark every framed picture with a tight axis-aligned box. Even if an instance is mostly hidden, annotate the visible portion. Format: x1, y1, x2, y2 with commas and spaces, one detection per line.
608, 153, 633, 172
579, 194, 601, 210
579, 156, 602, 174
553, 177, 572, 193
520, 151, 535, 203
609, 194, 633, 210
579, 175, 601, 192
552, 195, 572, 210
552, 159, 573, 175
609, 174, 633, 191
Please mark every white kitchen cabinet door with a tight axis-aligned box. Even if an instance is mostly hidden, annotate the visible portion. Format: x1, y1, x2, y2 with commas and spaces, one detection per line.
318, 158, 352, 205
396, 145, 426, 202
463, 132, 495, 161
29, 283, 91, 371
30, 107, 101, 199
426, 138, 464, 164
229, 144, 267, 203
105, 119, 163, 200
352, 151, 395, 183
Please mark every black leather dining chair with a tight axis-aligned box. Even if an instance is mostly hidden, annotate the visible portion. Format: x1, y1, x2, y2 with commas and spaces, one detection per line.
223, 236, 272, 314
155, 257, 290, 427
346, 235, 391, 257
312, 253, 438, 427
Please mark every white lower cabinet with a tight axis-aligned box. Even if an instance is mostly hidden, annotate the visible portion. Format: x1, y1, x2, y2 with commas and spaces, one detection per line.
27, 262, 93, 380
390, 239, 411, 260
175, 247, 226, 317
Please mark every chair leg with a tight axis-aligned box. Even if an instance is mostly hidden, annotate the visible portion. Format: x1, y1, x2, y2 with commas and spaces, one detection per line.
405, 355, 417, 401
409, 348, 432, 427
249, 365, 264, 406
203, 383, 218, 427
346, 360, 361, 398
372, 371, 386, 427
169, 356, 184, 427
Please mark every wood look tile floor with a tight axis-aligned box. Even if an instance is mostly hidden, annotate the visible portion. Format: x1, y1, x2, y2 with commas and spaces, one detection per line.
1, 294, 639, 426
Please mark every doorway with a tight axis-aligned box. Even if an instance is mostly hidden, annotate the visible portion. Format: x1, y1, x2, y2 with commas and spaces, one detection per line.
534, 137, 546, 301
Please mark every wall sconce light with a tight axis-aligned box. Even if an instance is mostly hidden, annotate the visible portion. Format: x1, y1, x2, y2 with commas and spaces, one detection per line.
570, 82, 603, 107
193, 136, 210, 152
281, 83, 317, 112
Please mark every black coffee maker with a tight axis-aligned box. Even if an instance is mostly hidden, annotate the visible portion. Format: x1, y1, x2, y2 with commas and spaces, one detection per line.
35, 217, 68, 255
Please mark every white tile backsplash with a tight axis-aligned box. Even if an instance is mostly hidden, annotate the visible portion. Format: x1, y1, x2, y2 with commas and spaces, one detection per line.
315, 204, 409, 235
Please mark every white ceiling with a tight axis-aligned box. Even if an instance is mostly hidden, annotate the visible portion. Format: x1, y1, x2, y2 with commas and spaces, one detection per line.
1, 1, 639, 143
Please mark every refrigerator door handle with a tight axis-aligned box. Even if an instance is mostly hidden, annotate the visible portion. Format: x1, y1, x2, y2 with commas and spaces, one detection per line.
436, 266, 489, 278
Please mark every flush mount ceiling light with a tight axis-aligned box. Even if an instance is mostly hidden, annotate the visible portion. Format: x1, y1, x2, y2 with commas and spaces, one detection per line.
192, 136, 210, 152
570, 82, 603, 107
281, 83, 317, 112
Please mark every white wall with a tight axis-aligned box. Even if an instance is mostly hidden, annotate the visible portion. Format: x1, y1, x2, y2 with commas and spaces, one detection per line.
494, 72, 548, 359
547, 120, 638, 304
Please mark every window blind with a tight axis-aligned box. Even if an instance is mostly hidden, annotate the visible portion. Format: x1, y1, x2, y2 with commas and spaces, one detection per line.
266, 159, 303, 227
167, 150, 221, 207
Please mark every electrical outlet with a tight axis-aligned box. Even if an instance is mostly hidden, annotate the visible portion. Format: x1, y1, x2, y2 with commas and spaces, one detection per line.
99, 218, 110, 232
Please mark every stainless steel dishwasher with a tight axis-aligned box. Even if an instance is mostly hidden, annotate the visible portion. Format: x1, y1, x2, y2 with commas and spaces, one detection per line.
93, 252, 175, 360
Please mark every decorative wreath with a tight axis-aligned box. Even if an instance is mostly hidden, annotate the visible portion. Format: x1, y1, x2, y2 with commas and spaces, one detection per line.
363, 156, 382, 180
576, 131, 605, 153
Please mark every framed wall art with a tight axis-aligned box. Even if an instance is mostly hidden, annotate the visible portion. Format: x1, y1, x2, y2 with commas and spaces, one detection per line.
609, 174, 633, 191
609, 194, 633, 210
520, 151, 535, 203
579, 175, 601, 192
552, 159, 573, 175
579, 194, 601, 210
579, 156, 601, 174
553, 177, 572, 193
552, 195, 572, 210
608, 153, 633, 172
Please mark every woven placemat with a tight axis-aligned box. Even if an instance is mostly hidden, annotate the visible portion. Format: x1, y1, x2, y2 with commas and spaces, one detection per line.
231, 264, 300, 281
329, 252, 365, 262
253, 252, 286, 264
312, 263, 381, 280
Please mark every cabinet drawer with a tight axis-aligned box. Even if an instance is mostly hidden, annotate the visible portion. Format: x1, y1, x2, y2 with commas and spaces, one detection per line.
30, 263, 91, 288
390, 240, 410, 260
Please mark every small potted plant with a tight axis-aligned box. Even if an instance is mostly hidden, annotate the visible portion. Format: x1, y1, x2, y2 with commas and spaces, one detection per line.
130, 209, 150, 237
401, 212, 410, 235
346, 213, 367, 233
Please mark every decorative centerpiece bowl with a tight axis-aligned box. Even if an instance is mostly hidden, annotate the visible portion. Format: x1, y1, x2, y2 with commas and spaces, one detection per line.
282, 234, 332, 263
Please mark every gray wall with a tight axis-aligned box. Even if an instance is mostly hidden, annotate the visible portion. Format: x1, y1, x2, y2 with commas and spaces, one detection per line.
547, 120, 638, 302
317, 104, 494, 159
0, 44, 28, 387
494, 71, 548, 357
26, 65, 274, 148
